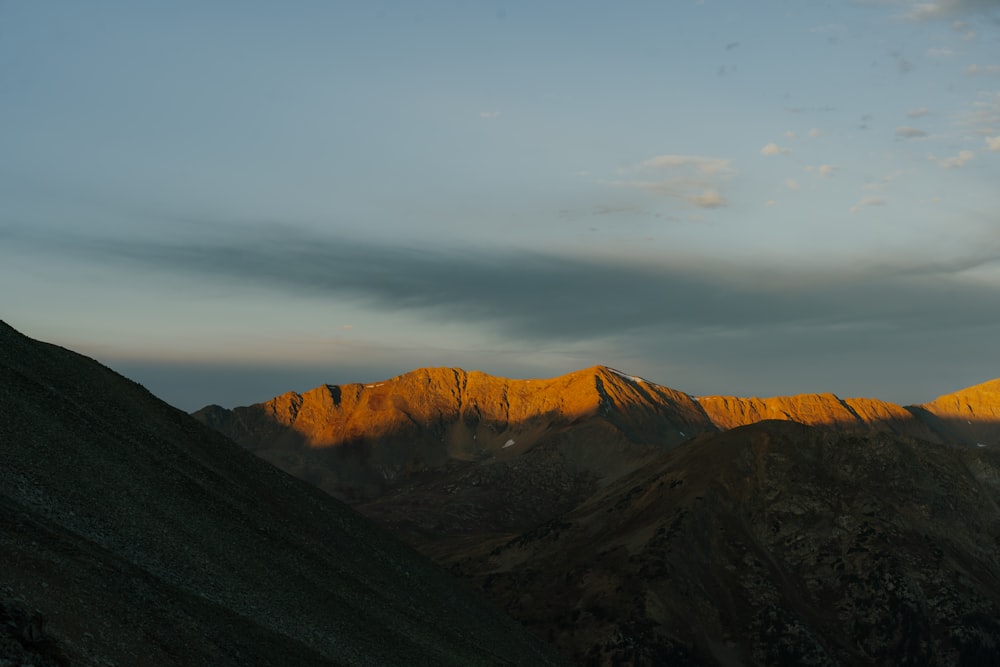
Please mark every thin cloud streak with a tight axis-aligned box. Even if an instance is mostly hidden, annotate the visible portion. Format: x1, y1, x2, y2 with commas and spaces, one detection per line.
8, 223, 1000, 347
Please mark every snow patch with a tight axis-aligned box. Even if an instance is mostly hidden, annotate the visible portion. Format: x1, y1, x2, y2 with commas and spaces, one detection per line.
502, 439, 516, 449
608, 367, 645, 383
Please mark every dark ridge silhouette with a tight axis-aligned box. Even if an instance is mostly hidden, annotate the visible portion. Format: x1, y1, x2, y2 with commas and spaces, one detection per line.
0, 321, 567, 666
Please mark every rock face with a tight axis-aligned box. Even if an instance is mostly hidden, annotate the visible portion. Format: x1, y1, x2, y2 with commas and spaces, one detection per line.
197, 367, 722, 560
0, 321, 566, 666
918, 378, 1000, 446
196, 367, 1000, 523
696, 393, 944, 442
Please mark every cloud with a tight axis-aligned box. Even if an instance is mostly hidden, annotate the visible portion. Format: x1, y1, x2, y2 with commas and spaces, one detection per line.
785, 179, 801, 190
896, 126, 929, 138
896, 0, 1000, 21
760, 142, 791, 156
10, 220, 1000, 404
685, 190, 727, 208
808, 128, 822, 138
933, 150, 975, 168
863, 169, 909, 192
766, 199, 778, 207
479, 111, 502, 119
958, 91, 1000, 136
635, 155, 733, 175
849, 196, 887, 214
805, 164, 837, 176
907, 107, 930, 118
967, 64, 1000, 75
10, 222, 1000, 377
987, 136, 1000, 151
608, 154, 735, 209
926, 47, 954, 57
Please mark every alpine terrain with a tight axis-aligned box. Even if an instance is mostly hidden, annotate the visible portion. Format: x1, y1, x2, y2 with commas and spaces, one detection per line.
198, 366, 1000, 664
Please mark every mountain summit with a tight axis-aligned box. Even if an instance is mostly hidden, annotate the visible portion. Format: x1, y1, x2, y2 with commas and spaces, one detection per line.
196, 365, 999, 504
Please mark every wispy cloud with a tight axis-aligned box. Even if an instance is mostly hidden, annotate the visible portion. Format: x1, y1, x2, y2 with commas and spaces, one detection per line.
785, 179, 801, 190
894, 0, 1000, 22
686, 190, 726, 208
805, 164, 837, 176
967, 64, 1000, 75
760, 142, 791, 156
926, 47, 954, 57
9, 222, 1000, 371
896, 126, 929, 138
479, 111, 502, 119
862, 169, 910, 193
958, 91, 1000, 136
930, 150, 975, 168
907, 107, 930, 118
635, 155, 733, 175
987, 136, 1000, 151
850, 196, 886, 214
607, 154, 735, 209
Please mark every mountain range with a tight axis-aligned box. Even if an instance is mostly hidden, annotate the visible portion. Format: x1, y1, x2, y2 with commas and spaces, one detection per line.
5, 317, 999, 665
0, 322, 565, 666
195, 365, 1000, 664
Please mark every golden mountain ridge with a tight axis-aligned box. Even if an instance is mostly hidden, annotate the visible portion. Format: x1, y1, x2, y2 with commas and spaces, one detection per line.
203, 364, 998, 455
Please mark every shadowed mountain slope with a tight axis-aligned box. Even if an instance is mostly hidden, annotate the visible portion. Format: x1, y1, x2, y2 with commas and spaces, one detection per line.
456, 421, 1000, 664
196, 367, 1000, 565
0, 321, 566, 666
194, 367, 1000, 664
195, 367, 717, 560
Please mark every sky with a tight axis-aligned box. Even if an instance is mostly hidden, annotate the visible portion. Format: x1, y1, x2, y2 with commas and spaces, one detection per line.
3, 0, 1000, 411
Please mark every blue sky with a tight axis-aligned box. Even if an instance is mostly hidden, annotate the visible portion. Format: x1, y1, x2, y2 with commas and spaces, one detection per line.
3, 0, 1000, 410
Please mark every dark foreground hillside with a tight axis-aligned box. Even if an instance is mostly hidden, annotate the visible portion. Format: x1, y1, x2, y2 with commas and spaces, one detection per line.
0, 321, 566, 666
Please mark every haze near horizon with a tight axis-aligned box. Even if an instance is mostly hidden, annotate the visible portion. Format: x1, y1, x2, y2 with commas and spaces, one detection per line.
3, 1, 1000, 410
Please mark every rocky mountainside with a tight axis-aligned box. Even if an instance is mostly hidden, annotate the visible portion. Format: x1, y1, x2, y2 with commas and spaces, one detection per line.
195, 368, 1000, 559
0, 321, 566, 666
455, 421, 1000, 664
195, 366, 713, 498
197, 368, 1000, 500
194, 365, 1000, 664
